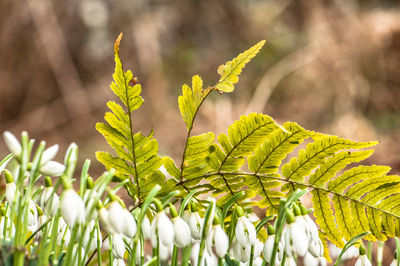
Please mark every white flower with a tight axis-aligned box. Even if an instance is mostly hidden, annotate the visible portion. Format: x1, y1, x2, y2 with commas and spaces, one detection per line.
40, 161, 65, 177
3, 131, 21, 157
173, 216, 191, 247
284, 221, 308, 257
113, 259, 126, 266
5, 182, 16, 203
112, 233, 126, 259
41, 144, 59, 166
61, 189, 85, 226
206, 224, 229, 258
107, 202, 137, 238
308, 237, 324, 257
150, 211, 174, 247
262, 234, 283, 265
355, 254, 372, 266
390, 259, 399, 266
27, 200, 38, 232
233, 239, 250, 263
235, 216, 257, 247
182, 209, 191, 223
188, 211, 203, 240
99, 207, 113, 233
40, 187, 59, 216
83, 220, 102, 252
329, 244, 358, 260
159, 242, 173, 261
304, 252, 320, 266
56, 217, 71, 246
142, 215, 151, 240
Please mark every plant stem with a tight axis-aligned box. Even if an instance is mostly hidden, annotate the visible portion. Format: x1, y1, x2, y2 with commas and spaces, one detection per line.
377, 241, 384, 266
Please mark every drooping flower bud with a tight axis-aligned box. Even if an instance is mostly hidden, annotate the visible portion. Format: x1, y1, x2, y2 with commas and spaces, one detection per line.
172, 216, 191, 247
206, 221, 229, 258
61, 189, 85, 226
188, 211, 202, 240
40, 161, 65, 177
355, 245, 372, 266
3, 131, 21, 157
40, 144, 59, 166
284, 210, 308, 257
112, 233, 126, 259
235, 207, 256, 247
150, 200, 174, 248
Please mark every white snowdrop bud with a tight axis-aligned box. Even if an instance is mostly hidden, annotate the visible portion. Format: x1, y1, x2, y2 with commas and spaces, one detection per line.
308, 237, 324, 257
107, 201, 125, 234
83, 220, 102, 252
233, 239, 251, 263
121, 208, 137, 238
3, 131, 21, 157
61, 189, 85, 226
188, 211, 202, 240
41, 144, 59, 166
173, 216, 191, 247
107, 201, 137, 238
182, 209, 191, 223
141, 215, 151, 240
285, 256, 297, 266
57, 217, 71, 246
390, 259, 399, 266
99, 207, 113, 233
27, 200, 38, 232
235, 215, 256, 247
150, 211, 174, 247
113, 259, 126, 266
304, 252, 320, 266
40, 161, 65, 177
112, 233, 126, 259
5, 182, 16, 203
284, 211, 308, 257
40, 187, 59, 216
159, 242, 173, 261
206, 224, 229, 258
262, 234, 283, 265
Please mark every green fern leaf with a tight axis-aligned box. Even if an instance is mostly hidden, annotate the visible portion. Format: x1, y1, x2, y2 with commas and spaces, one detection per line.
96, 33, 171, 202
248, 122, 309, 174
215, 40, 265, 92
312, 190, 344, 247
281, 136, 377, 191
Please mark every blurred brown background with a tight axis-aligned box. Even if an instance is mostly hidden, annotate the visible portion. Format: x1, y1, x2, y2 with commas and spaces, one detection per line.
1, 0, 400, 264
2, 0, 400, 180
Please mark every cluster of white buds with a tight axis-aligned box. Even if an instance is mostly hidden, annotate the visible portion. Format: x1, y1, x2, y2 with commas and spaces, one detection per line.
3, 131, 65, 177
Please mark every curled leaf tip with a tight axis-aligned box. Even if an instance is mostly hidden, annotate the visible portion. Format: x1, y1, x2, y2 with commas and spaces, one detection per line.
114, 32, 123, 54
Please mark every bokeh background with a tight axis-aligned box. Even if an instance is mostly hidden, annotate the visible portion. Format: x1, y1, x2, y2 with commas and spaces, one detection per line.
1, 0, 400, 264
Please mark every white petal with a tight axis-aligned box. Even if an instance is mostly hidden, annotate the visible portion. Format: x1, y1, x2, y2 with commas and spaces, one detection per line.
41, 144, 59, 166
308, 238, 324, 257
61, 189, 85, 226
158, 212, 174, 246
3, 131, 21, 156
107, 202, 125, 234
40, 161, 65, 177
233, 240, 250, 263
112, 234, 126, 259
188, 212, 202, 240
214, 225, 229, 258
304, 252, 319, 266
142, 216, 151, 240
159, 242, 172, 261
173, 217, 191, 247
113, 259, 126, 266
6, 182, 16, 203
235, 216, 256, 247
121, 208, 137, 238
355, 255, 372, 266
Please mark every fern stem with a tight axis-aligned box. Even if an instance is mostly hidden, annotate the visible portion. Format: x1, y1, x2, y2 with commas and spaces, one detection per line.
178, 88, 214, 185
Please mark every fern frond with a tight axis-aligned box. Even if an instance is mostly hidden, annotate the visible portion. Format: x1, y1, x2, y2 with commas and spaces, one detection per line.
178, 75, 212, 131
96, 33, 171, 202
281, 136, 377, 192
312, 190, 344, 247
215, 40, 265, 92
